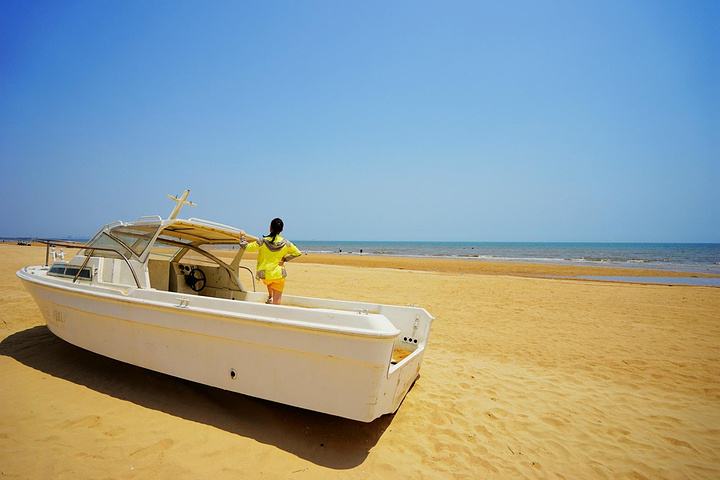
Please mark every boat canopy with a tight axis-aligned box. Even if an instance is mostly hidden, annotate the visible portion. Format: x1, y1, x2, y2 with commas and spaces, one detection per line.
83, 217, 258, 262
159, 219, 255, 245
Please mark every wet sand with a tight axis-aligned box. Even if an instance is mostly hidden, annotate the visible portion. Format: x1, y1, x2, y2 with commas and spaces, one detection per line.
1, 245, 719, 478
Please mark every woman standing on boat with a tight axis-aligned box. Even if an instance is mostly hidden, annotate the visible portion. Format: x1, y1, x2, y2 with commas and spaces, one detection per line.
241, 218, 302, 305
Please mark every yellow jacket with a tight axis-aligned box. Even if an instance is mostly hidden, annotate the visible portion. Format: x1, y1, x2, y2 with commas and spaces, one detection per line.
245, 235, 302, 281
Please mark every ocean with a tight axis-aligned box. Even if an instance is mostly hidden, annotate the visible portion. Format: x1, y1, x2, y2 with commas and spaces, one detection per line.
292, 241, 720, 274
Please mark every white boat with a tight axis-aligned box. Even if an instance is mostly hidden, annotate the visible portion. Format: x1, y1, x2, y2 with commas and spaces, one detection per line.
17, 191, 434, 422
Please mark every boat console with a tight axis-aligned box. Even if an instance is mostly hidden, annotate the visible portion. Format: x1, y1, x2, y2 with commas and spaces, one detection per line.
167, 261, 244, 300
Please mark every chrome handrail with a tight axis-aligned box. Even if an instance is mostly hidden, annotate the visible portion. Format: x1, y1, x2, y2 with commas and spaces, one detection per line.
238, 265, 256, 292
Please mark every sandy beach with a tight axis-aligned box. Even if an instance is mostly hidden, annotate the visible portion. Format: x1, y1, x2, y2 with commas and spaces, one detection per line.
1, 244, 719, 479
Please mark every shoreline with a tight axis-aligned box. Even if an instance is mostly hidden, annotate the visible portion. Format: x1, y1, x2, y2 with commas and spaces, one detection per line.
308, 251, 720, 275
292, 252, 720, 280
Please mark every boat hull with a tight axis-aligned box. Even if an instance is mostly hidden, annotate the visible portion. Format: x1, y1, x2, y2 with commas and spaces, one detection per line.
18, 270, 423, 422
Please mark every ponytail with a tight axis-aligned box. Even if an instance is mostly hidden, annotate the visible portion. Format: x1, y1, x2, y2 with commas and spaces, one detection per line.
268, 218, 284, 243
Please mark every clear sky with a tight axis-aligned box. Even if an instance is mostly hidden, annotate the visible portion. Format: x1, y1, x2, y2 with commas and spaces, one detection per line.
1, 0, 718, 242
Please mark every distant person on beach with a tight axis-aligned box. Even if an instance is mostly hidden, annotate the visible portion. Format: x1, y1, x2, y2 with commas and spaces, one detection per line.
240, 218, 302, 305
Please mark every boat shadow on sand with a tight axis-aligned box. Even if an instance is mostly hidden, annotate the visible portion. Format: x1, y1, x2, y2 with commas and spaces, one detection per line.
0, 325, 397, 469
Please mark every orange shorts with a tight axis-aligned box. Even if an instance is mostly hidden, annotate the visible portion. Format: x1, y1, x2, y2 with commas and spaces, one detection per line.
263, 278, 285, 293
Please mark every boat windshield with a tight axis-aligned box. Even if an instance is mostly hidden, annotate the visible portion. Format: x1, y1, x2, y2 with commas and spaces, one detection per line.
81, 223, 161, 259
80, 232, 132, 259
147, 239, 184, 260
108, 224, 161, 256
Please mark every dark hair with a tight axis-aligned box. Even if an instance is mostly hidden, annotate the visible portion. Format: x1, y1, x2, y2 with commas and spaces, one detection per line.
268, 218, 284, 242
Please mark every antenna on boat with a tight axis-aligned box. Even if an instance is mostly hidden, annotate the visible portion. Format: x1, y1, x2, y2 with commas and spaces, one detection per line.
167, 189, 196, 220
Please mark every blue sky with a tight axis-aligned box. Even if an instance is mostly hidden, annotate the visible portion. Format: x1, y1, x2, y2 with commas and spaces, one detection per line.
1, 0, 718, 241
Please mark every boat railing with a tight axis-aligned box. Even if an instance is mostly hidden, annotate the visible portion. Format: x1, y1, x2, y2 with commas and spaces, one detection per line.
38, 240, 142, 288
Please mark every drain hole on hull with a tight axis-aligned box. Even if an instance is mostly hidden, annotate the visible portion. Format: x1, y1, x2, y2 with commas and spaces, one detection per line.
230, 368, 236, 379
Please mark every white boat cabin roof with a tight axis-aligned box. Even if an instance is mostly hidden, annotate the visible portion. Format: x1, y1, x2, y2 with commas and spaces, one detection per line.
85, 216, 258, 262
159, 218, 256, 245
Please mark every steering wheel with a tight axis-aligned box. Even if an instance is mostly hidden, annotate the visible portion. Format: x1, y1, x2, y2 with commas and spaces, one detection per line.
184, 267, 206, 292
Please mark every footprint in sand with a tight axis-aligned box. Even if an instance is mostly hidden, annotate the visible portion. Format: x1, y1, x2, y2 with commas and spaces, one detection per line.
606, 427, 631, 437
473, 424, 493, 439
61, 415, 101, 429
103, 426, 126, 438
486, 408, 509, 419
647, 415, 683, 426
540, 416, 568, 428
662, 436, 699, 452
75, 452, 103, 460
130, 438, 175, 458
